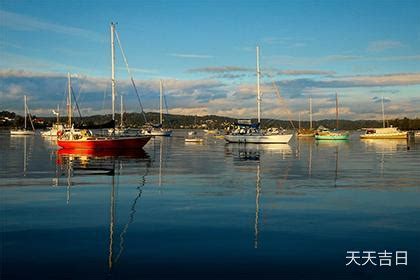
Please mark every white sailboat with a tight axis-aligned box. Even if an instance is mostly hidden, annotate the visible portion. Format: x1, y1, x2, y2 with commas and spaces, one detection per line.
360, 96, 407, 139
10, 95, 36, 135
41, 104, 64, 137
141, 80, 173, 136
224, 46, 293, 144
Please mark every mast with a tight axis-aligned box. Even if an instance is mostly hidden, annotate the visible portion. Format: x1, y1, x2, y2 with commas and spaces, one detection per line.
111, 22, 116, 121
298, 111, 301, 130
256, 46, 261, 124
309, 96, 313, 130
67, 72, 72, 127
160, 80, 163, 125
335, 92, 339, 130
381, 96, 385, 128
120, 95, 123, 128
57, 104, 60, 123
24, 95, 27, 130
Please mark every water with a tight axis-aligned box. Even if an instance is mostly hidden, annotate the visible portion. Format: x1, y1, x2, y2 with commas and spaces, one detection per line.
1, 131, 419, 279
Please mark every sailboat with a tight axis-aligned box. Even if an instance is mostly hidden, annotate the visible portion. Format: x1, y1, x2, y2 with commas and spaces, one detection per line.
297, 96, 315, 137
315, 93, 349, 140
57, 23, 151, 150
360, 97, 407, 139
10, 95, 35, 135
41, 104, 64, 137
141, 80, 173, 136
224, 46, 293, 144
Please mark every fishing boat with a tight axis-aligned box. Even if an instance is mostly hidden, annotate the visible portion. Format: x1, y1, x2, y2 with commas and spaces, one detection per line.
360, 97, 407, 139
297, 96, 315, 137
57, 23, 151, 150
41, 105, 65, 137
224, 46, 293, 144
10, 95, 36, 135
141, 80, 173, 136
315, 93, 349, 140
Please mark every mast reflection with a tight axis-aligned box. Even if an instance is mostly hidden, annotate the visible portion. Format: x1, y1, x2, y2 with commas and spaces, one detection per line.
55, 148, 151, 272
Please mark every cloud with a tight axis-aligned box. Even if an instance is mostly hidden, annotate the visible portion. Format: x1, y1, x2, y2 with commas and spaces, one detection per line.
168, 53, 213, 59
0, 9, 103, 42
367, 40, 404, 52
1, 69, 419, 120
372, 96, 391, 103
277, 70, 336, 76
188, 66, 251, 73
188, 65, 336, 79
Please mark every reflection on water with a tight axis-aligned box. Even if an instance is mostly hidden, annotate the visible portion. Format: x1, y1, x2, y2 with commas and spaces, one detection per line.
361, 138, 408, 153
55, 146, 151, 272
1, 131, 420, 279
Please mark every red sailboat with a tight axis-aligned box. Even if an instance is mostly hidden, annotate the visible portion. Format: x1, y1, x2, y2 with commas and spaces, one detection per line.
57, 23, 151, 150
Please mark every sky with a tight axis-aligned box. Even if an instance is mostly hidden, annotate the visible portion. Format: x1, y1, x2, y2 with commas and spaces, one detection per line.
1, 0, 420, 120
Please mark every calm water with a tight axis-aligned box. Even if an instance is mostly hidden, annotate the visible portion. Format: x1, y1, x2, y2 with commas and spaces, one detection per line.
1, 130, 419, 279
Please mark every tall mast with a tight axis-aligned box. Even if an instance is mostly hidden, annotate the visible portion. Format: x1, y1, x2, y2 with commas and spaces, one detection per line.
111, 22, 116, 121
298, 111, 301, 130
160, 80, 163, 125
256, 46, 261, 124
335, 92, 339, 130
381, 96, 385, 128
67, 72, 72, 127
309, 96, 313, 130
24, 95, 27, 130
57, 104, 60, 123
120, 95, 123, 128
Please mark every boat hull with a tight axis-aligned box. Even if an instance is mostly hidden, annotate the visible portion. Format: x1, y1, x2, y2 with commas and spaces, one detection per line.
224, 134, 293, 144
10, 130, 35, 135
185, 138, 204, 142
57, 136, 151, 149
142, 130, 173, 136
315, 134, 349, 140
297, 133, 315, 137
360, 133, 407, 139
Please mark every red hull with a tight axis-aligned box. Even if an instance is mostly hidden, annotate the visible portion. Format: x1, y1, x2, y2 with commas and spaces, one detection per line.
57, 136, 151, 150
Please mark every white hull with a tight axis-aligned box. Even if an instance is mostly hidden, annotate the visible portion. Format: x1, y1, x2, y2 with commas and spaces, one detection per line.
10, 130, 35, 135
224, 134, 293, 144
143, 130, 173, 136
360, 133, 407, 139
185, 138, 204, 142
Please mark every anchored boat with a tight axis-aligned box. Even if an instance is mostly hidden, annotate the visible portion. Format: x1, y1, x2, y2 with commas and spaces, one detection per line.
315, 93, 349, 140
224, 46, 293, 144
141, 80, 173, 136
57, 23, 151, 150
10, 95, 35, 136
360, 97, 407, 140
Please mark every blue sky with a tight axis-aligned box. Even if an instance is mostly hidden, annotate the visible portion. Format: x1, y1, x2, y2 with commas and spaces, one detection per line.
1, 0, 419, 120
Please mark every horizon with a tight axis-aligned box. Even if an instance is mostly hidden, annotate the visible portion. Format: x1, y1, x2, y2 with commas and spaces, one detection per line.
1, 0, 420, 120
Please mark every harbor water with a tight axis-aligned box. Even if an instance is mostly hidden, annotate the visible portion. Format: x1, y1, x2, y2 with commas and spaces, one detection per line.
1, 130, 419, 279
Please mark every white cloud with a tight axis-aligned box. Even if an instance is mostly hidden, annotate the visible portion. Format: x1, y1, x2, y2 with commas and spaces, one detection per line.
367, 40, 404, 52
0, 9, 103, 42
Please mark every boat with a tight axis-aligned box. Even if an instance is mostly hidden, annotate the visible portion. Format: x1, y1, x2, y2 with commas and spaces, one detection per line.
57, 23, 151, 150
297, 96, 315, 137
360, 97, 407, 140
108, 95, 130, 136
10, 95, 35, 135
41, 105, 65, 137
224, 46, 293, 144
185, 131, 204, 142
315, 93, 349, 140
141, 80, 173, 136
